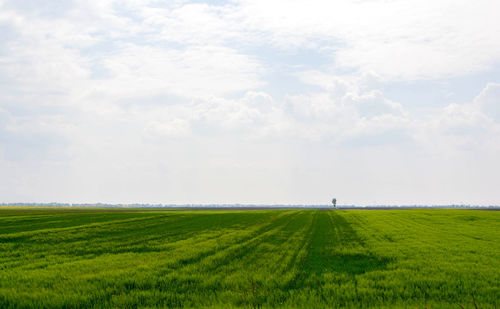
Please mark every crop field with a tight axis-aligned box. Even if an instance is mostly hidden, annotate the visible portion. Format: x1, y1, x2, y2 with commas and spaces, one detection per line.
0, 208, 498, 308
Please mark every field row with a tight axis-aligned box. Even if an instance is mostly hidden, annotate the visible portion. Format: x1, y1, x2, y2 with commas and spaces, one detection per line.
0, 208, 498, 308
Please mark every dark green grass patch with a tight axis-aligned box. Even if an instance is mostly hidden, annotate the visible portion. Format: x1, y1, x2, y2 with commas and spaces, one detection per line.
0, 208, 498, 308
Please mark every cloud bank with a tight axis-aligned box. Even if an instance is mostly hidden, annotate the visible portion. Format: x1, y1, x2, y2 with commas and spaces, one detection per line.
1, 0, 500, 205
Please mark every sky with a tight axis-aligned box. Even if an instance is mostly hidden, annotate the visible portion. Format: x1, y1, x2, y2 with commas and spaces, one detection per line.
1, 0, 500, 205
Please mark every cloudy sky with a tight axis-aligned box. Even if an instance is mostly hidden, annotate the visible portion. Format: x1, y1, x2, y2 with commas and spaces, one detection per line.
1, 0, 500, 205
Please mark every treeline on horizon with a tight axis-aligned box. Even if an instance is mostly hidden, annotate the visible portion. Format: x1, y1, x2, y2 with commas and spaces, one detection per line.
0, 202, 498, 209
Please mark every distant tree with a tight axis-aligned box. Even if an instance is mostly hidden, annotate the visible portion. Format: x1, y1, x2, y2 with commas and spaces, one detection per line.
332, 198, 337, 208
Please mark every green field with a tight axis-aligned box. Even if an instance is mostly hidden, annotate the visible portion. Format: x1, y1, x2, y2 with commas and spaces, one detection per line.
0, 208, 498, 308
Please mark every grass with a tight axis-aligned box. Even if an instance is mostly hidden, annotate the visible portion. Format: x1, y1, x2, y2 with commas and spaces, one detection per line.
0, 207, 498, 308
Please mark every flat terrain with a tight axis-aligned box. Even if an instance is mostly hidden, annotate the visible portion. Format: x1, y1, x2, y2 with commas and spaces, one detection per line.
0, 208, 498, 308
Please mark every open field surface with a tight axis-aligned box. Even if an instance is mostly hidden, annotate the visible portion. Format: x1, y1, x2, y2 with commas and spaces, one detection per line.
0, 208, 498, 308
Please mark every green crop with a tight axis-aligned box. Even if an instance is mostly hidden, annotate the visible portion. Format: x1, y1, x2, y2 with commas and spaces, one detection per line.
0, 208, 498, 308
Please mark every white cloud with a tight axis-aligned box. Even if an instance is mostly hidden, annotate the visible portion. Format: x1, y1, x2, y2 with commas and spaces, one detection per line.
144, 118, 191, 138
1, 77, 500, 204
234, 0, 500, 80
1, 0, 500, 205
412, 82, 500, 154
0, 0, 265, 109
475, 83, 500, 122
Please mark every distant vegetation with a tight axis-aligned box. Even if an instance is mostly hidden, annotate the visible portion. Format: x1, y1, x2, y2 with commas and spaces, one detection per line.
0, 208, 498, 308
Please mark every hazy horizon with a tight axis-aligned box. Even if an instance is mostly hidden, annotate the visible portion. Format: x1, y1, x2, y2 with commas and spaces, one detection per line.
1, 202, 499, 209
1, 0, 500, 205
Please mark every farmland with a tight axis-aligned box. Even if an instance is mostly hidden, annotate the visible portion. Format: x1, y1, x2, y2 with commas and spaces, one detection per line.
0, 208, 498, 308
